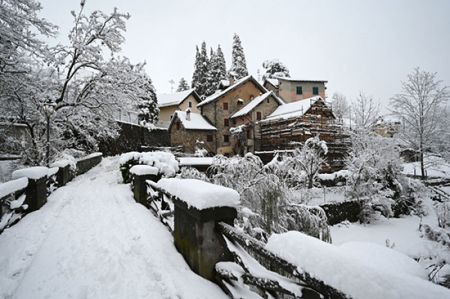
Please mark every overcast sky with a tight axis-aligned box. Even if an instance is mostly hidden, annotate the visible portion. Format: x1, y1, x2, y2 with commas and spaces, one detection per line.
39, 0, 450, 112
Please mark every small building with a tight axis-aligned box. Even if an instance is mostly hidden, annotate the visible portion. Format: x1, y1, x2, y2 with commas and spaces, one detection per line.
373, 115, 401, 138
229, 91, 284, 154
256, 96, 350, 171
157, 89, 202, 128
168, 110, 217, 154
264, 76, 327, 103
198, 75, 267, 155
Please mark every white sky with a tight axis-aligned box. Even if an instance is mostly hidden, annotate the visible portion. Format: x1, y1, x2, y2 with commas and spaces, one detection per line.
39, 0, 450, 112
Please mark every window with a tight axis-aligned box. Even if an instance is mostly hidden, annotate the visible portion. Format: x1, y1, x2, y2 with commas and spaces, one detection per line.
224, 135, 230, 143
176, 122, 180, 130
313, 87, 319, 95
256, 111, 262, 121
223, 102, 228, 110
188, 101, 192, 108
224, 118, 229, 126
267, 98, 270, 103
207, 135, 213, 142
296, 86, 303, 95
232, 119, 236, 125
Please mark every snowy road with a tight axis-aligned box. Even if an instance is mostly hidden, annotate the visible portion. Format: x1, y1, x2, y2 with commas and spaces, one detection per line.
0, 157, 227, 299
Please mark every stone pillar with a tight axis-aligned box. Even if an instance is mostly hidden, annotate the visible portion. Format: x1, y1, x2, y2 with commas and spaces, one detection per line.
25, 177, 47, 212
173, 199, 237, 282
56, 165, 73, 187
132, 173, 159, 206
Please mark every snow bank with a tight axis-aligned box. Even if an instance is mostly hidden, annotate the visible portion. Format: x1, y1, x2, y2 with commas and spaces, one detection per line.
266, 231, 450, 299
120, 151, 179, 177
317, 170, 351, 181
12, 167, 49, 180
0, 177, 28, 198
157, 178, 240, 209
130, 165, 158, 176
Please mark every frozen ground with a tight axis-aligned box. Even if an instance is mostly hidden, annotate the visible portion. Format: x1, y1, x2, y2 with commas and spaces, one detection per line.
0, 157, 227, 299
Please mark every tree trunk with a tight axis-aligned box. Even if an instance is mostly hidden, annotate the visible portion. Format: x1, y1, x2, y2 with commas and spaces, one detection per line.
308, 175, 313, 189
420, 151, 425, 179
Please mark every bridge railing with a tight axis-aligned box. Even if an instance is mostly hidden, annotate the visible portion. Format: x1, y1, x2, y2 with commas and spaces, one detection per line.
129, 171, 350, 299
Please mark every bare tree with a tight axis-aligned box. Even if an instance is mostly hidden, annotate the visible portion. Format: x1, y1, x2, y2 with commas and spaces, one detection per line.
353, 91, 379, 129
390, 68, 449, 178
331, 92, 349, 123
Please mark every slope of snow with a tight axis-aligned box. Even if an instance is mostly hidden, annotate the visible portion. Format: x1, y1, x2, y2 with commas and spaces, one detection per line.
402, 156, 450, 178
266, 231, 450, 299
157, 178, 240, 209
0, 157, 227, 299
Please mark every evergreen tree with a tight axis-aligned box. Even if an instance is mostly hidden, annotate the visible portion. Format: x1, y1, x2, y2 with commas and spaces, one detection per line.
176, 77, 189, 92
229, 33, 248, 79
191, 45, 201, 89
205, 47, 219, 96
216, 45, 227, 81
138, 76, 159, 127
191, 41, 211, 99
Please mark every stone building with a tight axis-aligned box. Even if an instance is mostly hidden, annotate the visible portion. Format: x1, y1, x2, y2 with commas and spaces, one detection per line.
157, 89, 201, 128
168, 110, 217, 154
229, 91, 284, 154
197, 75, 267, 155
264, 76, 327, 103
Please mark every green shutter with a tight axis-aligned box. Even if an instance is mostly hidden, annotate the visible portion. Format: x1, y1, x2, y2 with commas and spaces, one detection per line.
296, 86, 303, 95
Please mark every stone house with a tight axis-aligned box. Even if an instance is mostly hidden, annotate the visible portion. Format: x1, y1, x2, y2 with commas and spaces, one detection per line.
264, 76, 327, 103
197, 75, 267, 155
229, 91, 284, 154
168, 110, 217, 154
157, 89, 201, 128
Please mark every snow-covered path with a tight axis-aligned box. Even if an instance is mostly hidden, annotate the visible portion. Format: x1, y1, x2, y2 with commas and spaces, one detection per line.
0, 157, 227, 299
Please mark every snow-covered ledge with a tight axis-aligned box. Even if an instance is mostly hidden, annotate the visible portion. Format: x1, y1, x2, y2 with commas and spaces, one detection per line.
156, 178, 239, 281
11, 167, 50, 212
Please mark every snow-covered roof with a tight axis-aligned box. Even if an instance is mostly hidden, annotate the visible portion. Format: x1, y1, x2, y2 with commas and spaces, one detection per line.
197, 75, 266, 107
157, 89, 197, 108
230, 91, 284, 119
265, 78, 279, 87
171, 111, 216, 131
264, 96, 322, 121
272, 76, 328, 83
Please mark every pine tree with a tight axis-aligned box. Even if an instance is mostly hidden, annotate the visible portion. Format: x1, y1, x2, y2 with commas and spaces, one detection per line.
216, 45, 227, 81
205, 47, 219, 96
191, 46, 201, 89
262, 59, 290, 80
176, 77, 189, 92
191, 41, 211, 99
230, 33, 248, 79
138, 76, 159, 127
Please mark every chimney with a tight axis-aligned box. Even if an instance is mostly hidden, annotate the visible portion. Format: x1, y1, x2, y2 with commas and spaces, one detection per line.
228, 71, 236, 85
185, 108, 191, 121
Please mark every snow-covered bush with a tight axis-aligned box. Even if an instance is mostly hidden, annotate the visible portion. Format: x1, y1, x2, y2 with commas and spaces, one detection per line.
119, 151, 179, 183
207, 153, 331, 241
177, 167, 210, 182
264, 153, 306, 189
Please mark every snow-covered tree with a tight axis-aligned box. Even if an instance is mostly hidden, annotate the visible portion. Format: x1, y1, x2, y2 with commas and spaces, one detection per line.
1, 2, 155, 164
352, 91, 379, 129
216, 45, 227, 81
176, 77, 189, 92
229, 33, 248, 79
262, 59, 290, 80
332, 92, 349, 123
191, 41, 211, 98
288, 136, 328, 189
138, 76, 159, 128
390, 68, 449, 179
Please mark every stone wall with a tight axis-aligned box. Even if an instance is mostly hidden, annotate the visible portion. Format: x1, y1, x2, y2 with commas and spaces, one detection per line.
98, 121, 170, 156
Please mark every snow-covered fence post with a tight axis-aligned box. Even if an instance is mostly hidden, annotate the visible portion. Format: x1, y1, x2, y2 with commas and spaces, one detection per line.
156, 178, 240, 281
130, 165, 159, 206
11, 167, 49, 212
